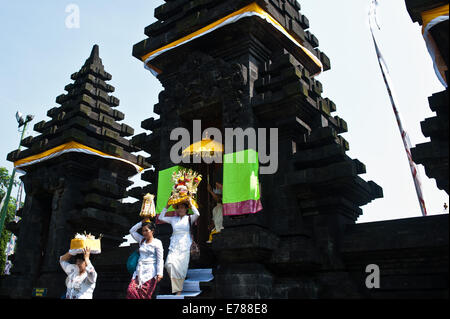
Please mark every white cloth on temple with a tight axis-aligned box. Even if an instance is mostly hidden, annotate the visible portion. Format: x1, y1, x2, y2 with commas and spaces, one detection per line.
59, 257, 97, 299
422, 15, 449, 88
159, 206, 200, 283
129, 222, 164, 287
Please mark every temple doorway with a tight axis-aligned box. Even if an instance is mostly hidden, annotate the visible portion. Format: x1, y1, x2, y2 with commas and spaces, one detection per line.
180, 116, 224, 266
32, 191, 53, 284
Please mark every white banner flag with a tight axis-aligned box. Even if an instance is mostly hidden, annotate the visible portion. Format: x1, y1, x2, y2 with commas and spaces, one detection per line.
369, 0, 427, 216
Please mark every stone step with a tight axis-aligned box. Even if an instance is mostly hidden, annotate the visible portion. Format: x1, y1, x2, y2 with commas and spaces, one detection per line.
156, 268, 214, 299
186, 268, 214, 281
157, 291, 202, 299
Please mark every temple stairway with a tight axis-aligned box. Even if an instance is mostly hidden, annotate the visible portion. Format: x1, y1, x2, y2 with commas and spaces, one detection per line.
156, 268, 215, 299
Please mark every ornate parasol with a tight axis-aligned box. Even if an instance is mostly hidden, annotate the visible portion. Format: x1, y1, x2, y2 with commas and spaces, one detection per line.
182, 135, 224, 215
181, 136, 223, 160
182, 135, 223, 183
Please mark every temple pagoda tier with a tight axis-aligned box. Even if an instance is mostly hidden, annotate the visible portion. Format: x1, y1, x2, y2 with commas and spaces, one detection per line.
2, 45, 150, 298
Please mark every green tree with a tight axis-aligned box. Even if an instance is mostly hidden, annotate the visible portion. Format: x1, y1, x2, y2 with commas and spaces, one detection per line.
1, 168, 11, 194
1, 167, 19, 196
0, 167, 19, 275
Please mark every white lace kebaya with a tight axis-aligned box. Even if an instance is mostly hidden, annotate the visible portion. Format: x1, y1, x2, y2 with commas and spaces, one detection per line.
159, 205, 200, 292
59, 257, 97, 299
129, 222, 164, 287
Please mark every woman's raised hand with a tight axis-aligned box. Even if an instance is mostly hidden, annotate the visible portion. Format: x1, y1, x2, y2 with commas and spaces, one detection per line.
83, 247, 91, 262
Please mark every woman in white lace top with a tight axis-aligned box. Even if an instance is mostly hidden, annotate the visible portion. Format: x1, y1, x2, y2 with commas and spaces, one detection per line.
159, 198, 200, 295
59, 247, 97, 299
127, 220, 164, 299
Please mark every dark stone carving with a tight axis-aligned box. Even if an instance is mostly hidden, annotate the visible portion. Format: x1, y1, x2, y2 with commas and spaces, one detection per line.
1, 0, 447, 299
0, 45, 150, 299
129, 0, 447, 299
130, 0, 426, 299
405, 0, 449, 194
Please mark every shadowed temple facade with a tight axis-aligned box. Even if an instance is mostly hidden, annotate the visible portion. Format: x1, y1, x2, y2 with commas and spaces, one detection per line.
0, 0, 447, 299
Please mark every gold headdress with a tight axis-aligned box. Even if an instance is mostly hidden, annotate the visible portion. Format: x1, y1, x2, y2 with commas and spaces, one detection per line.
167, 169, 202, 208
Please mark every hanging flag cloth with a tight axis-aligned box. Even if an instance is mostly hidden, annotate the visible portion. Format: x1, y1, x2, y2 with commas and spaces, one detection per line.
155, 150, 263, 220
13, 141, 144, 174
369, 0, 427, 216
140, 2, 323, 77
222, 149, 263, 216
420, 4, 449, 87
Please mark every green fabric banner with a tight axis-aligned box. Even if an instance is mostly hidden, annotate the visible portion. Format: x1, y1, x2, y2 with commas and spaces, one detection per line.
156, 165, 183, 214
156, 151, 262, 217
222, 149, 262, 215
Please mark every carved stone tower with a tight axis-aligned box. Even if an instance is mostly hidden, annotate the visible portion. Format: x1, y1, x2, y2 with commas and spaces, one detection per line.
2, 45, 150, 298
132, 0, 383, 298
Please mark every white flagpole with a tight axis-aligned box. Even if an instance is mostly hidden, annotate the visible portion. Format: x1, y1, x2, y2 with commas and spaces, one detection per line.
369, 0, 427, 216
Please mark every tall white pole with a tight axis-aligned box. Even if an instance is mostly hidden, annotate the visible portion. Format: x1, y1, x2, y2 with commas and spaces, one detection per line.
369, 0, 427, 216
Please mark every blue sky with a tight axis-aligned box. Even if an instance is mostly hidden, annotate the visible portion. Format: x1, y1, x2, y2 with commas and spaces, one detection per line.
0, 1, 448, 225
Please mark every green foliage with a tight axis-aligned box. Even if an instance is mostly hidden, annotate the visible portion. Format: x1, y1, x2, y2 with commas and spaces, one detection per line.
1, 168, 9, 198
1, 167, 19, 198
0, 167, 20, 275
0, 198, 16, 274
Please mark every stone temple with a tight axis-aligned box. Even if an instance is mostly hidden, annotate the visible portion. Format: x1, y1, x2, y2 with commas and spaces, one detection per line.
407, 0, 449, 194
0, 0, 448, 299
0, 45, 150, 298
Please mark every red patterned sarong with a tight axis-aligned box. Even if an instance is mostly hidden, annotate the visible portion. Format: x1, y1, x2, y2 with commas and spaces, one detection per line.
126, 277, 158, 299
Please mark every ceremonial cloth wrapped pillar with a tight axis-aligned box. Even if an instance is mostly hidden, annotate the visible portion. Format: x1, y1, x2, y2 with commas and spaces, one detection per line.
420, 4, 449, 87
222, 149, 263, 216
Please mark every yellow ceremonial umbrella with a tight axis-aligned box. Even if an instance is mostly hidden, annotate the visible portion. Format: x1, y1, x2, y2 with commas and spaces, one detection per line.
181, 137, 223, 159
182, 136, 223, 213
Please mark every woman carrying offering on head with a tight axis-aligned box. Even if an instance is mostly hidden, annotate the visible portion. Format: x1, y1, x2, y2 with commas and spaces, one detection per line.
127, 220, 164, 299
160, 197, 199, 295
59, 247, 97, 299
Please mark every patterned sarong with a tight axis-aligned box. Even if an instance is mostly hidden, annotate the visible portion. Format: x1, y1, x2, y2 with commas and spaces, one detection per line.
126, 277, 158, 299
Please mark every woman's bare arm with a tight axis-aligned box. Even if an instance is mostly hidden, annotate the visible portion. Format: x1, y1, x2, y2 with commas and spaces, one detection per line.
60, 251, 72, 262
